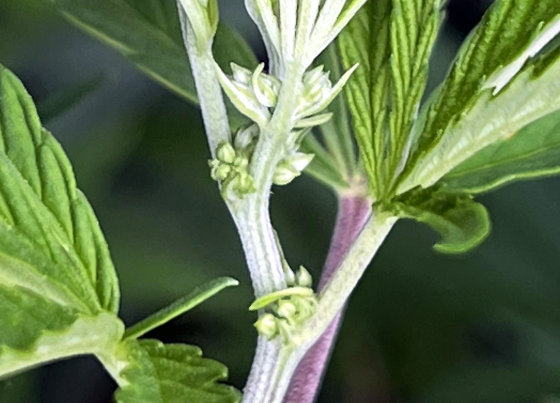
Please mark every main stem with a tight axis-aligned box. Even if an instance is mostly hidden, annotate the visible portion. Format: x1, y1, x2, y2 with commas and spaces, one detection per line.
284, 195, 372, 403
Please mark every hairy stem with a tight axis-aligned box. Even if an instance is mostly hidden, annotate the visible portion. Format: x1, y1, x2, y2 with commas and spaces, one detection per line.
243, 207, 396, 403
284, 195, 372, 403
178, 4, 230, 156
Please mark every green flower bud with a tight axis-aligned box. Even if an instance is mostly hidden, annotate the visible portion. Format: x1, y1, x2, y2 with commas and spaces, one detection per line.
234, 125, 259, 151
273, 164, 300, 186
277, 300, 297, 319
211, 163, 232, 181
295, 266, 312, 288
216, 142, 236, 164
254, 313, 278, 339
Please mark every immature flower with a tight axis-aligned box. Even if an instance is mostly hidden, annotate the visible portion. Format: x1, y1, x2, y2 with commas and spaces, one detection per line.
273, 152, 314, 186
209, 142, 256, 198
178, 0, 219, 51
216, 63, 280, 128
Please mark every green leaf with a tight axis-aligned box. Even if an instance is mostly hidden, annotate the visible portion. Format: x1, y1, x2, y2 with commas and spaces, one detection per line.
0, 65, 121, 374
44, 0, 257, 105
399, 1, 560, 193
339, 0, 443, 199
124, 277, 239, 339
114, 339, 241, 403
0, 310, 123, 379
389, 188, 491, 254
441, 109, 560, 193
0, 65, 119, 313
37, 76, 104, 122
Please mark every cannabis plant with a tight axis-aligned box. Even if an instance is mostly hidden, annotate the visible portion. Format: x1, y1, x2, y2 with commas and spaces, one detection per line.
1, 0, 560, 402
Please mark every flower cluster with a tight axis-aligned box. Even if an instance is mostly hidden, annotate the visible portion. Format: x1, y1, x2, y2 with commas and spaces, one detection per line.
217, 62, 357, 131
251, 266, 317, 345
209, 137, 256, 198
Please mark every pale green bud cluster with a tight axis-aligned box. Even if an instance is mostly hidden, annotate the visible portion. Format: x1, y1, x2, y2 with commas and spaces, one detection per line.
209, 139, 256, 198
178, 0, 219, 51
251, 266, 317, 345
216, 63, 281, 128
217, 61, 358, 132
273, 152, 314, 186
293, 64, 358, 129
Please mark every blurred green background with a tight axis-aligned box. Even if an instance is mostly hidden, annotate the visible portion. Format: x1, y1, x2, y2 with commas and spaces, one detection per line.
1, 1, 560, 402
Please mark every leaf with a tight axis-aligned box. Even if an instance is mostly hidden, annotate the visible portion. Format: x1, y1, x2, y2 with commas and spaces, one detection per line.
0, 65, 119, 313
398, 0, 560, 193
339, 0, 443, 199
0, 310, 123, 379
114, 339, 241, 403
389, 188, 491, 254
441, 109, 560, 193
37, 76, 104, 122
0, 65, 121, 374
124, 277, 239, 339
44, 0, 257, 105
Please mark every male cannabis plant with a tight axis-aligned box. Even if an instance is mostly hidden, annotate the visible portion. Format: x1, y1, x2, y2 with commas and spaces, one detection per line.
1, 0, 560, 402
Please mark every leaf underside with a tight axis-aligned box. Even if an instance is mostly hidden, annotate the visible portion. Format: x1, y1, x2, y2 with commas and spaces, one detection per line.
398, 0, 560, 193
390, 188, 491, 254
442, 109, 560, 193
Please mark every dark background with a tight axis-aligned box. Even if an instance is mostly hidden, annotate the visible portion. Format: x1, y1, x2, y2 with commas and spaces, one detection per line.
2, 1, 560, 402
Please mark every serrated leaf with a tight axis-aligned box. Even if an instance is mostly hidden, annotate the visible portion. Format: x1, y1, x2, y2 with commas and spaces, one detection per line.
0, 65, 119, 313
0, 65, 122, 374
441, 109, 560, 193
114, 339, 241, 403
399, 43, 560, 193
398, 0, 560, 193
44, 0, 257, 107
339, 0, 443, 199
390, 188, 491, 254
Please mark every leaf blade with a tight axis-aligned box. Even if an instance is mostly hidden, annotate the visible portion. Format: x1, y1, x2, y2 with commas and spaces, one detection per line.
441, 109, 560, 193
114, 339, 241, 403
339, 0, 442, 199
0, 65, 120, 313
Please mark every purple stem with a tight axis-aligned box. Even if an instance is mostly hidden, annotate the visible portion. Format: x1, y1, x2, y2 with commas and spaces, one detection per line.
284, 195, 372, 403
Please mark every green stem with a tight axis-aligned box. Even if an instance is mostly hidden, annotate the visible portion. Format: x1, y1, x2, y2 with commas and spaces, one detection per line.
308, 209, 397, 338
242, 208, 396, 403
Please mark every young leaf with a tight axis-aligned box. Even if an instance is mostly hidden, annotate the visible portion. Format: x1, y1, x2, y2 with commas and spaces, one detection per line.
124, 277, 239, 340
389, 188, 491, 254
0, 65, 122, 375
339, 0, 443, 199
114, 339, 241, 403
441, 109, 560, 193
43, 0, 257, 105
398, 0, 560, 193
